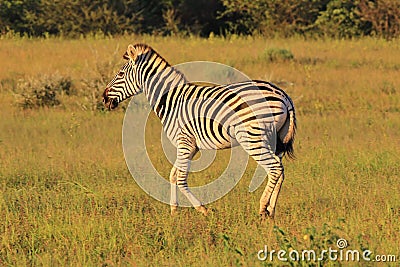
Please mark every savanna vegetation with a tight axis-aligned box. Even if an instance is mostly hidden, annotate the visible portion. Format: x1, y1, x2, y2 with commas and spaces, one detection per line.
1, 0, 400, 39
0, 34, 399, 266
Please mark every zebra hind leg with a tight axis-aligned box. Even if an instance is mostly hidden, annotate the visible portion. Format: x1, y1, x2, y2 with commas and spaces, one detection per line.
235, 125, 283, 220
266, 173, 284, 219
258, 155, 283, 220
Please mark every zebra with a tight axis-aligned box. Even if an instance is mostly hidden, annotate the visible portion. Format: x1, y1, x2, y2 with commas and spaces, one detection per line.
103, 43, 296, 219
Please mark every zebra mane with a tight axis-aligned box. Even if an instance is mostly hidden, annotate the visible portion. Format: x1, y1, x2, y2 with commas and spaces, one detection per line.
132, 43, 188, 84
131, 43, 152, 57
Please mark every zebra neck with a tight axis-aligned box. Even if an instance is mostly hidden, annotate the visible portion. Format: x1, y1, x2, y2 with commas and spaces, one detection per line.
143, 65, 186, 120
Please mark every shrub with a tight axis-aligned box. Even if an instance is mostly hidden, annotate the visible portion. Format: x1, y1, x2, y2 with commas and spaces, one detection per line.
262, 48, 294, 62
315, 0, 366, 38
18, 74, 73, 109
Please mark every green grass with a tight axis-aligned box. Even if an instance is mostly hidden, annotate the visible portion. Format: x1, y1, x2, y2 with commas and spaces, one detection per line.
0, 35, 399, 266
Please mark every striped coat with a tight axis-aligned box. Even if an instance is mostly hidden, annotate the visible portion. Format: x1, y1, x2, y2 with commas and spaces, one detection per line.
103, 44, 296, 219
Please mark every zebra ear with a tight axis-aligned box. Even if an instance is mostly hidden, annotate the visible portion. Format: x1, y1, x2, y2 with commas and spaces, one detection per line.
123, 51, 129, 60
125, 45, 137, 61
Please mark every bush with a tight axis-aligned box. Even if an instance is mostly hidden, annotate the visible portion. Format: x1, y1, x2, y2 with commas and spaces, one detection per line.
0, 0, 399, 38
262, 48, 294, 62
18, 75, 73, 109
315, 0, 366, 38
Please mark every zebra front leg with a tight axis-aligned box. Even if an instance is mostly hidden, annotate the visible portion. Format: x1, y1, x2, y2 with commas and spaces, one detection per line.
169, 166, 179, 215
175, 168, 208, 216
175, 134, 208, 216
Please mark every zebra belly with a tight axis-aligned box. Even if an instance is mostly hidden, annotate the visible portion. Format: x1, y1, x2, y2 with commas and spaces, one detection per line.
162, 118, 234, 150
192, 118, 234, 150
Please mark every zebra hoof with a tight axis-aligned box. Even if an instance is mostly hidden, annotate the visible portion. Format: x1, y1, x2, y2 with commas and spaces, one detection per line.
170, 206, 178, 216
259, 210, 273, 221
267, 206, 275, 219
195, 205, 208, 216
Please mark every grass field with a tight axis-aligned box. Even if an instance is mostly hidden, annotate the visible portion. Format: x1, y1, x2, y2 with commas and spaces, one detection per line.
0, 35, 399, 266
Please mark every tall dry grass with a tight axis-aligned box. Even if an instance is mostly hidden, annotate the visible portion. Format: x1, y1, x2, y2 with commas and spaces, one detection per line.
0, 35, 399, 266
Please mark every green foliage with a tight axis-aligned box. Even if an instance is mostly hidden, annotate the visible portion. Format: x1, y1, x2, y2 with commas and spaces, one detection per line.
219, 0, 268, 35
358, 0, 400, 39
261, 0, 329, 37
0, 0, 399, 38
218, 0, 328, 36
0, 0, 39, 34
163, 0, 225, 36
315, 0, 366, 38
0, 0, 165, 37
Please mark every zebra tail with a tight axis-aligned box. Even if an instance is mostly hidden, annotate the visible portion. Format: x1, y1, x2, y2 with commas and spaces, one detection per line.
281, 108, 296, 159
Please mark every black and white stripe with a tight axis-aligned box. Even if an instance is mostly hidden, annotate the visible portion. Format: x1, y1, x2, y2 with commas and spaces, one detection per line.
103, 44, 296, 219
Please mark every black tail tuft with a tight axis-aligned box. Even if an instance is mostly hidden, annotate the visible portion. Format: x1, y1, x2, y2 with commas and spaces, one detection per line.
275, 136, 295, 159
276, 117, 296, 159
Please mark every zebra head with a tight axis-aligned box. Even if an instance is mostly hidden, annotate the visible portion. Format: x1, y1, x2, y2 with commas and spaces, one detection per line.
103, 44, 146, 110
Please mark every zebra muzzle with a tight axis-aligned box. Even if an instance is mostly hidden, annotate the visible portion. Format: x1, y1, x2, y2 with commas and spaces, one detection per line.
102, 88, 119, 110
104, 98, 119, 110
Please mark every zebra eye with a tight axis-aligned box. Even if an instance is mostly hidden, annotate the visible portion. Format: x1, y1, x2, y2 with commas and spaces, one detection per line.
117, 71, 125, 78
